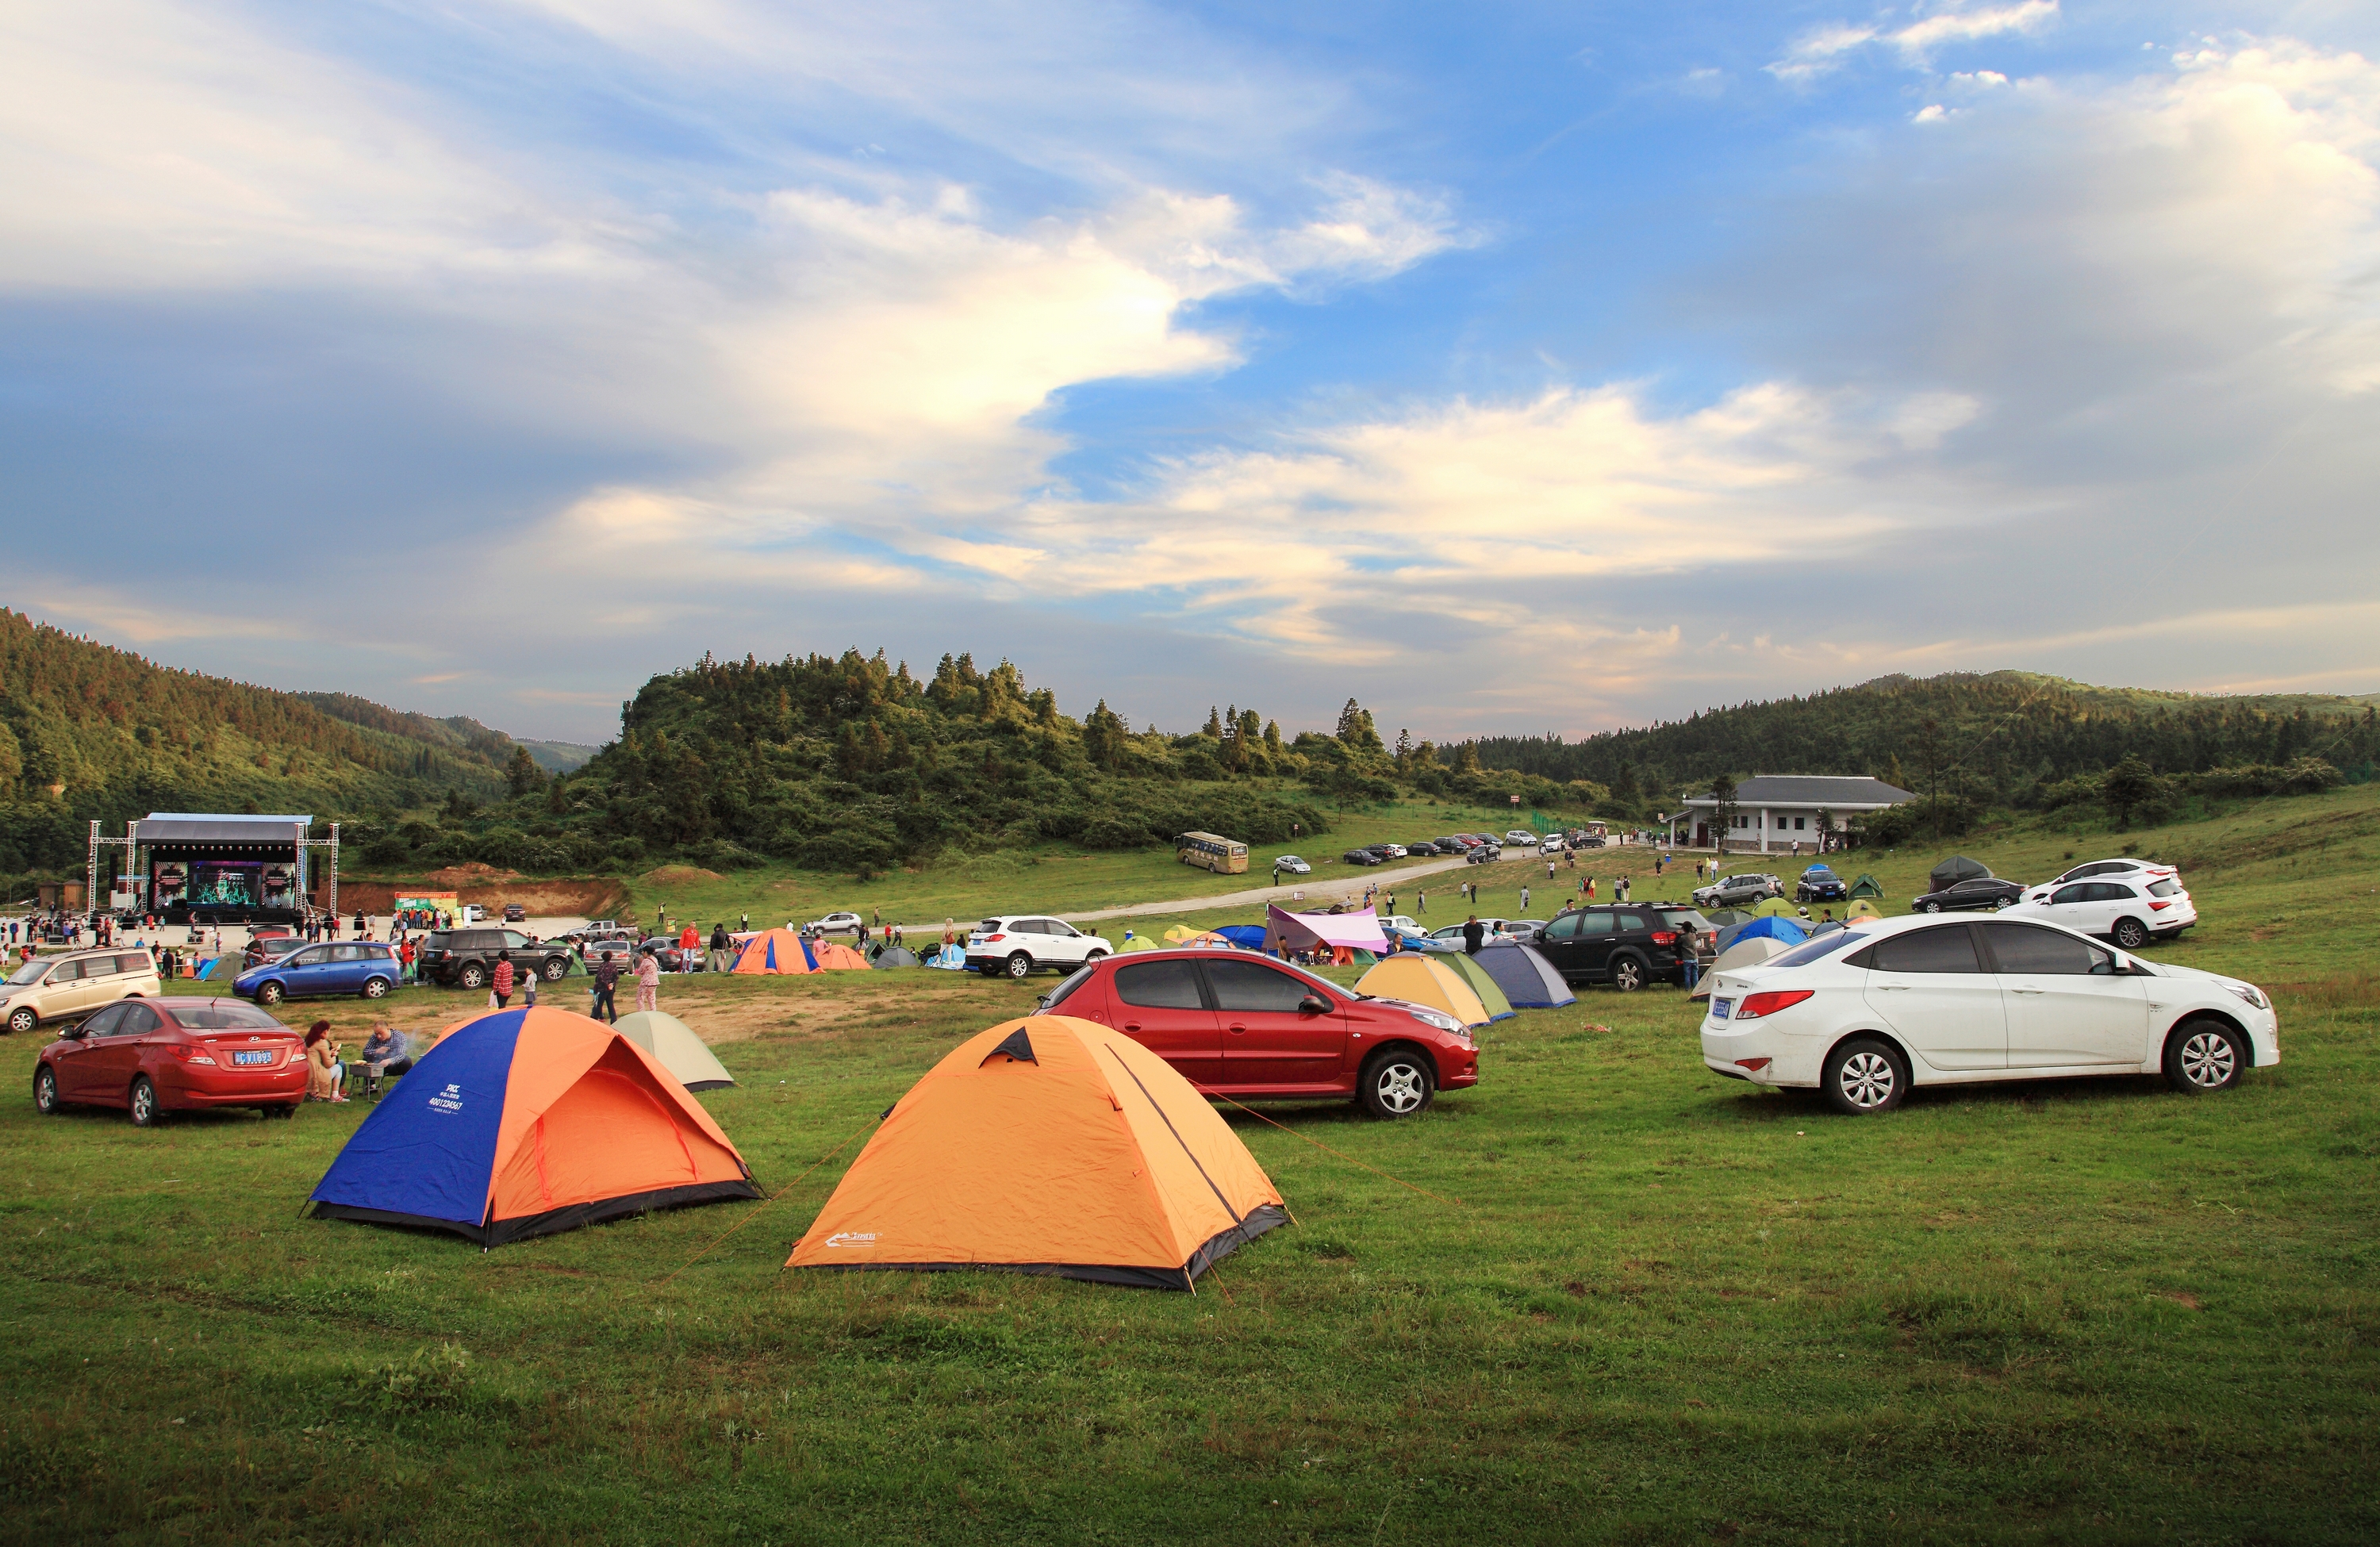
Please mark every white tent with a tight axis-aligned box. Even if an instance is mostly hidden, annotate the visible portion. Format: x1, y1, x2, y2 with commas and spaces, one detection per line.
612, 1010, 735, 1092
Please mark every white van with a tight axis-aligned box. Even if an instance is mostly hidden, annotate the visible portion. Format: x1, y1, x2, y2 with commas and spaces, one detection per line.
2, 947, 165, 1035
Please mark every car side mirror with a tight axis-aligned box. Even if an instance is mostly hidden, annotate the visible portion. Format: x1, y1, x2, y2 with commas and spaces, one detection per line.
1299, 993, 1331, 1016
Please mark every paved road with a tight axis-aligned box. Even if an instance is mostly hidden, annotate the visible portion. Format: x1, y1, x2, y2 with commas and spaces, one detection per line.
1069, 852, 1480, 925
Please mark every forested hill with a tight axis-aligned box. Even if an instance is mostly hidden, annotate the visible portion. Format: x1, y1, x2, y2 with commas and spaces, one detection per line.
0, 609, 520, 873
1472, 671, 2380, 811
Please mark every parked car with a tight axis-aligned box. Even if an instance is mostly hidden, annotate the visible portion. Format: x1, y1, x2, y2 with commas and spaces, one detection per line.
1794, 865, 1848, 904
635, 935, 702, 973
1699, 913, 2277, 1113
807, 912, 865, 938
1533, 904, 1695, 991
1342, 849, 1386, 866
234, 942, 405, 1005
965, 916, 1115, 979
1538, 837, 1565, 856
1425, 919, 1529, 948
1272, 855, 1312, 876
1039, 949, 1478, 1118
1653, 907, 1720, 957
0, 946, 164, 1037
241, 935, 309, 971
414, 928, 575, 989
1404, 840, 1443, 857
1438, 835, 1480, 851
2019, 858, 2180, 906
574, 930, 641, 964
2002, 877, 2196, 948
1910, 877, 2027, 913
1464, 843, 1502, 866
1504, 830, 1538, 846
34, 996, 306, 1125
1380, 914, 1422, 935
1692, 873, 1782, 909
502, 903, 527, 923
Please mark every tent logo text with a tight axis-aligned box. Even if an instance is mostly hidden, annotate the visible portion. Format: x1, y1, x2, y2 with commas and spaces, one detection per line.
822, 1231, 879, 1249
428, 1084, 464, 1114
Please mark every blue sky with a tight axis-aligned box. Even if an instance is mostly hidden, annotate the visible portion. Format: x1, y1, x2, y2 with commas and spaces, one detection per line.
5, 2, 2378, 743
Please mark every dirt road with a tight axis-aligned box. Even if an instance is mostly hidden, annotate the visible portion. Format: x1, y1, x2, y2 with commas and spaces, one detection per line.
1069, 852, 1477, 925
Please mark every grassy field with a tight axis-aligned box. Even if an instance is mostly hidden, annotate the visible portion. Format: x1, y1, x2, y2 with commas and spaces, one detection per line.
3, 788, 2376, 1542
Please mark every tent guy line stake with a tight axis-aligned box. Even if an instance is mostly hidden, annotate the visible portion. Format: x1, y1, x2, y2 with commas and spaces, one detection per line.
1194, 1088, 1469, 1210
650, 1111, 881, 1292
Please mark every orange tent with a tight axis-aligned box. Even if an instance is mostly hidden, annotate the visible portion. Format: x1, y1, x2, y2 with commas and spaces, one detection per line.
731, 929, 819, 974
309, 1006, 758, 1246
810, 941, 871, 971
788, 1015, 1287, 1290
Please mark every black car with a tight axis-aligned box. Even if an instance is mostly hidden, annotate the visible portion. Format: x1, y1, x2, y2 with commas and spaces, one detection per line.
417, 927, 574, 989
1530, 904, 1693, 992
1910, 876, 2025, 913
502, 903, 527, 923
1341, 848, 1385, 866
1464, 843, 1501, 866
1795, 865, 1848, 904
1405, 840, 1443, 856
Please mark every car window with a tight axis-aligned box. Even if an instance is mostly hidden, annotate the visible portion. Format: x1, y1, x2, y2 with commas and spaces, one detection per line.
1539, 914, 1582, 940
4, 958, 49, 986
1868, 926, 1982, 974
1046, 921, 1079, 938
117, 1003, 160, 1035
1979, 923, 2106, 976
331, 944, 366, 961
978, 919, 1002, 934
113, 952, 151, 976
1767, 931, 1867, 969
1205, 959, 1318, 1014
292, 946, 331, 966
2050, 884, 2092, 905
1954, 879, 1997, 892
48, 958, 86, 983
2086, 882, 2132, 902
2147, 879, 2181, 899
503, 931, 536, 948
171, 1004, 284, 1030
1044, 965, 1095, 1009
79, 1004, 127, 1036
1114, 959, 1207, 1010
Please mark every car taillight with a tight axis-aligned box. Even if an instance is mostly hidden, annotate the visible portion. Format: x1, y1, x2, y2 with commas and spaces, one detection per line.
1733, 990, 1813, 1020
2148, 900, 2171, 912
1650, 930, 1677, 946
171, 1044, 217, 1065
1735, 1058, 1772, 1072
982, 933, 1004, 943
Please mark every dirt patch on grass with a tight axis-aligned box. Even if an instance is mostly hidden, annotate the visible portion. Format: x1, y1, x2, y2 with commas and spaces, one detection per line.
424, 862, 523, 886
643, 865, 724, 886
336, 877, 630, 919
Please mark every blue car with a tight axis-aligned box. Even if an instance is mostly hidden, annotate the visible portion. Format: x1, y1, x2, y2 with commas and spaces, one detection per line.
1795, 864, 1849, 904
235, 942, 404, 1006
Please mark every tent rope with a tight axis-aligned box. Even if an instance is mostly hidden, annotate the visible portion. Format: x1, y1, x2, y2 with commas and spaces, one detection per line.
648, 1111, 879, 1291
1194, 1087, 1468, 1209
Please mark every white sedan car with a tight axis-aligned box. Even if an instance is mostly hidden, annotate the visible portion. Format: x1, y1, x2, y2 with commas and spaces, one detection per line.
1699, 912, 2275, 1114
2001, 877, 2196, 950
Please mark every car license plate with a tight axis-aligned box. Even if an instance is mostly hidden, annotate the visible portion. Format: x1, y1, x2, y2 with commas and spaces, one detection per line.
232, 1050, 273, 1066
1712, 999, 1732, 1019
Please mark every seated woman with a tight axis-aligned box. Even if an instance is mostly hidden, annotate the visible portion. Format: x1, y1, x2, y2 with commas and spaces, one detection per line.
303, 1022, 348, 1103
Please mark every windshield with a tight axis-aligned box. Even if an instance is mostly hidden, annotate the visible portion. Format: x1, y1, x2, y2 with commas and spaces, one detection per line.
171, 1004, 286, 1030
1765, 931, 1868, 969
5, 959, 50, 986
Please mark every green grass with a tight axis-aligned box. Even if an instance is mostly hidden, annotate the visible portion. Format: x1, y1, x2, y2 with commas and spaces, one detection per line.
4, 789, 2378, 1542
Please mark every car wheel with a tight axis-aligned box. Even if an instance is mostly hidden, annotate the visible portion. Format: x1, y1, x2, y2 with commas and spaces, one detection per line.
1923, 901, 1943, 914
33, 1065, 61, 1115
5, 1004, 35, 1036
542, 956, 570, 982
1609, 955, 1646, 992
1004, 953, 1034, 980
458, 962, 489, 990
256, 981, 285, 1007
268, 1103, 297, 1120
1822, 1037, 1907, 1115
2164, 1019, 2243, 1093
1359, 1049, 1436, 1119
2113, 917, 2150, 950
360, 976, 390, 1000
129, 1076, 160, 1128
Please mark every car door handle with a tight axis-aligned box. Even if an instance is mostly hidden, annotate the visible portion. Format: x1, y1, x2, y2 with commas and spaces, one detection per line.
1122, 1023, 1142, 1033
1228, 1024, 1247, 1035
2011, 987, 2045, 996
1875, 984, 1910, 991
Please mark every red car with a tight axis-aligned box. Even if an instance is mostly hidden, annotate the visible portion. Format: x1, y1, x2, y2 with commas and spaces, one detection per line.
33, 998, 306, 1126
1043, 949, 1478, 1118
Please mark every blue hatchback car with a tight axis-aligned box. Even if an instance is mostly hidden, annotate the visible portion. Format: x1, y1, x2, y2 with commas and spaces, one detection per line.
234, 942, 404, 1006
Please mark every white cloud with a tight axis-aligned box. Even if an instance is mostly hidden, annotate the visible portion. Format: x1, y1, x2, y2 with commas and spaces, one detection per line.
1770, 2, 2058, 83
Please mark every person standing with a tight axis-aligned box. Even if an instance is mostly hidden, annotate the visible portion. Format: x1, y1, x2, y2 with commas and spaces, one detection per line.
492, 950, 516, 1010
635, 947, 661, 1013
708, 922, 731, 973
1618, 876, 1631, 904
739, 912, 750, 932
1416, 889, 1426, 914
678, 919, 700, 973
1586, 876, 1596, 900
590, 950, 621, 1023
1520, 884, 1530, 912
1462, 915, 1485, 954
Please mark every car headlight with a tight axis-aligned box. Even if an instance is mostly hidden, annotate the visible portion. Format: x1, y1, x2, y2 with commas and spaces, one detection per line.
1407, 1007, 1461, 1033
2224, 982, 2269, 1012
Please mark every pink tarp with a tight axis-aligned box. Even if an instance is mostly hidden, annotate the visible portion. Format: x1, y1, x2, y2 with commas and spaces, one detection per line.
1266, 904, 1390, 954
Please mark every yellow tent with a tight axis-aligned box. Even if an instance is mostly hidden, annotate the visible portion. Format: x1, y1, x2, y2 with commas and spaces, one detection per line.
1161, 924, 1203, 944
1754, 896, 1798, 918
1353, 955, 1492, 1028
1845, 899, 1883, 921
1118, 935, 1161, 952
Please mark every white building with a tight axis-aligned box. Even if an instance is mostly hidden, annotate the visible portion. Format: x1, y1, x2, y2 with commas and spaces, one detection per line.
1667, 775, 1913, 854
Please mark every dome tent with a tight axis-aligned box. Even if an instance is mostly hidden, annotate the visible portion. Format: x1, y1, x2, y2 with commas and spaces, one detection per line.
309, 1007, 758, 1247
1929, 855, 1993, 892
1436, 950, 1517, 1021
732, 930, 818, 974
1847, 875, 1887, 901
1472, 942, 1576, 1008
788, 1016, 1285, 1291
1714, 915, 1807, 954
1352, 955, 1493, 1028
871, 946, 922, 969
811, 941, 871, 971
613, 1009, 735, 1092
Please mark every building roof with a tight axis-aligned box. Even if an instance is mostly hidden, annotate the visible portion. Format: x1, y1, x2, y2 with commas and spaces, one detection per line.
133, 813, 314, 844
1679, 776, 1912, 808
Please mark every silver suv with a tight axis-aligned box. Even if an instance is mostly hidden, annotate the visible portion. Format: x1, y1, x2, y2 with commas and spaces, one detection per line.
1691, 873, 1783, 909
965, 916, 1116, 979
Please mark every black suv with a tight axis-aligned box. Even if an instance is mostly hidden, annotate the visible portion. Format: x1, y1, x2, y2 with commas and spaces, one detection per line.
1530, 904, 1693, 992
418, 928, 574, 989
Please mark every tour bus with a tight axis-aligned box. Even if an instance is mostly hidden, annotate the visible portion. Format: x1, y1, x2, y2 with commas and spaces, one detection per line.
1175, 831, 1250, 874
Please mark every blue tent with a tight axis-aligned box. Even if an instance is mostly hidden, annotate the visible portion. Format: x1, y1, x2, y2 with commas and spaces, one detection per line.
1472, 942, 1576, 1008
1715, 915, 1808, 954
1215, 925, 1268, 951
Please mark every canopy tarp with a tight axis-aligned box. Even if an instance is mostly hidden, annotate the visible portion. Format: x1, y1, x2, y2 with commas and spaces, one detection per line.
787, 1015, 1285, 1291
1847, 874, 1887, 900
613, 1009, 735, 1091
1929, 855, 1993, 892
1437, 950, 1517, 1020
1352, 955, 1492, 1028
731, 930, 818, 974
1472, 942, 1576, 1008
1265, 904, 1389, 955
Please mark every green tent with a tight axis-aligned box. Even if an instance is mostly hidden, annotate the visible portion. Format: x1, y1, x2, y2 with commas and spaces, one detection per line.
1439, 950, 1518, 1021
1847, 874, 1887, 900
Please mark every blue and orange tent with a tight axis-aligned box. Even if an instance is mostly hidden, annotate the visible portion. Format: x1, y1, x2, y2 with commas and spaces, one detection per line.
308, 1007, 759, 1247
732, 928, 818, 974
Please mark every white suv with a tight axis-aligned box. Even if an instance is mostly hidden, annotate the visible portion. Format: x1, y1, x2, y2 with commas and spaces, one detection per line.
2019, 859, 2178, 906
966, 916, 1116, 979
